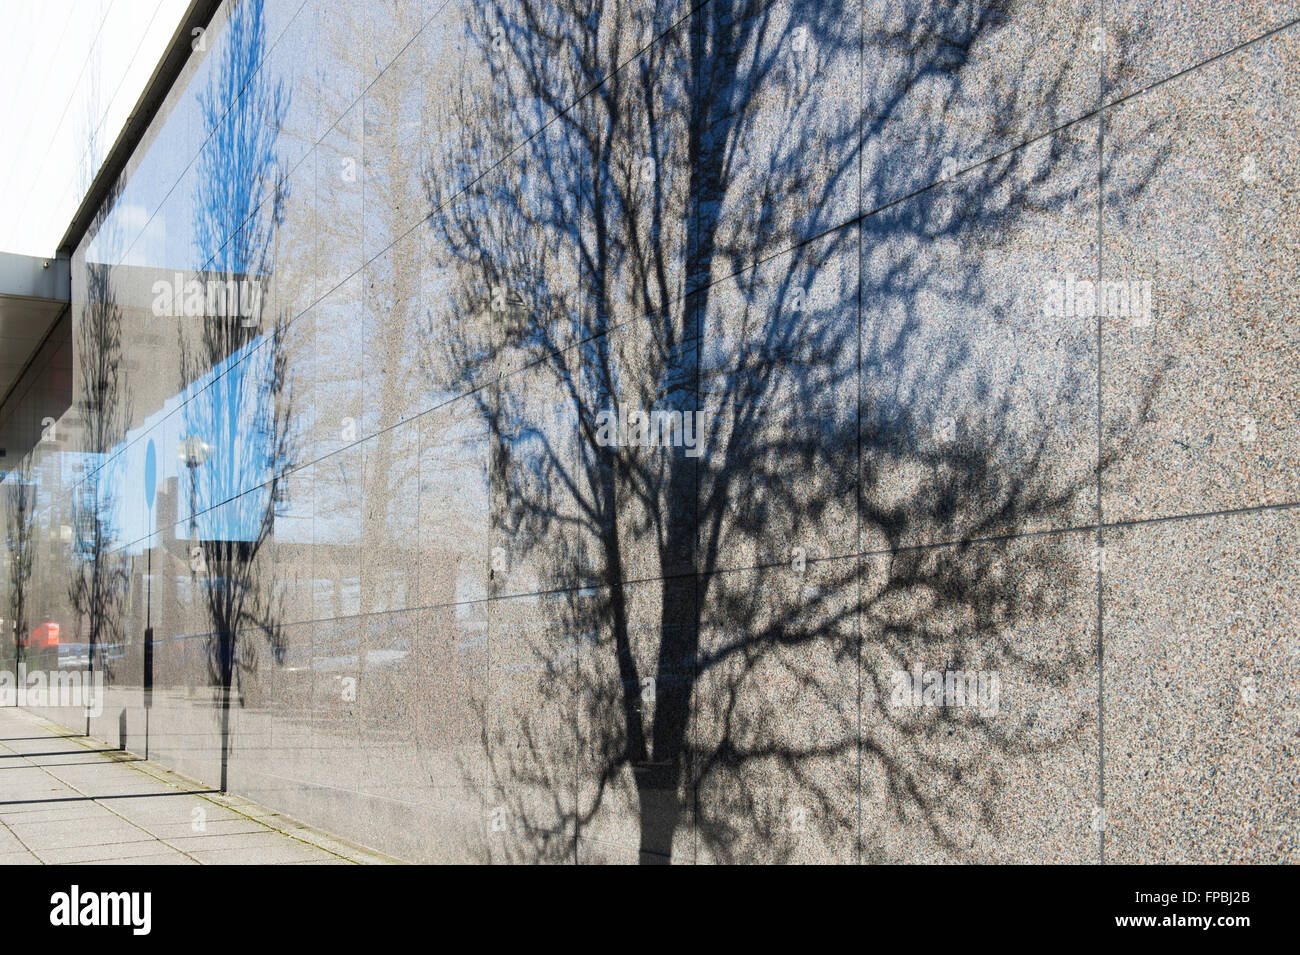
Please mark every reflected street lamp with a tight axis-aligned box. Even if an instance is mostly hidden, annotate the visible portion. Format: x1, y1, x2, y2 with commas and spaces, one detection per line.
177, 435, 212, 539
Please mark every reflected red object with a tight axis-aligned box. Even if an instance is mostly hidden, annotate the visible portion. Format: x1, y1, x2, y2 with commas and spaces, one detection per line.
28, 621, 59, 648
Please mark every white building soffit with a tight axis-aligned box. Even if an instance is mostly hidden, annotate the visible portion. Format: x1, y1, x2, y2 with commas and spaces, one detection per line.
0, 252, 70, 408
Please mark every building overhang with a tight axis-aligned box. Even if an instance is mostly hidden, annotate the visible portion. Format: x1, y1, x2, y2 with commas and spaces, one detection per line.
0, 253, 71, 469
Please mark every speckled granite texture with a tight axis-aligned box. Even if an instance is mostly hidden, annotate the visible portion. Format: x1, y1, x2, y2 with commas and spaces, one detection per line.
1, 0, 1296, 862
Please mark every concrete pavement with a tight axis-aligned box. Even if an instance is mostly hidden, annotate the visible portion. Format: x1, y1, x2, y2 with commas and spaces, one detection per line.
0, 707, 402, 865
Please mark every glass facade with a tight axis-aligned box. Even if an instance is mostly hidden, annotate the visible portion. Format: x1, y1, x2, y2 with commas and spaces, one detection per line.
1, 0, 1298, 862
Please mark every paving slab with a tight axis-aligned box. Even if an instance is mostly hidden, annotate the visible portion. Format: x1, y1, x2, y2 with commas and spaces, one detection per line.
0, 708, 403, 865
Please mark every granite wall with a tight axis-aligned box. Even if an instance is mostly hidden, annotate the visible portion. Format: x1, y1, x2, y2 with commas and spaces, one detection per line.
1, 0, 1297, 863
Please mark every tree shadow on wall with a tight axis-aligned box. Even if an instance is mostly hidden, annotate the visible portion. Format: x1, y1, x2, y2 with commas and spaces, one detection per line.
420, 0, 1169, 862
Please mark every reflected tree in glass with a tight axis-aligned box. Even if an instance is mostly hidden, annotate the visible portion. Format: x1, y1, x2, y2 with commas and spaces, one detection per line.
180, 0, 294, 791
68, 193, 133, 714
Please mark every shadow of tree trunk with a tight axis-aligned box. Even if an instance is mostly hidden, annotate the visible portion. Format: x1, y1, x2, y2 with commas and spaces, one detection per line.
405, 0, 1170, 863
